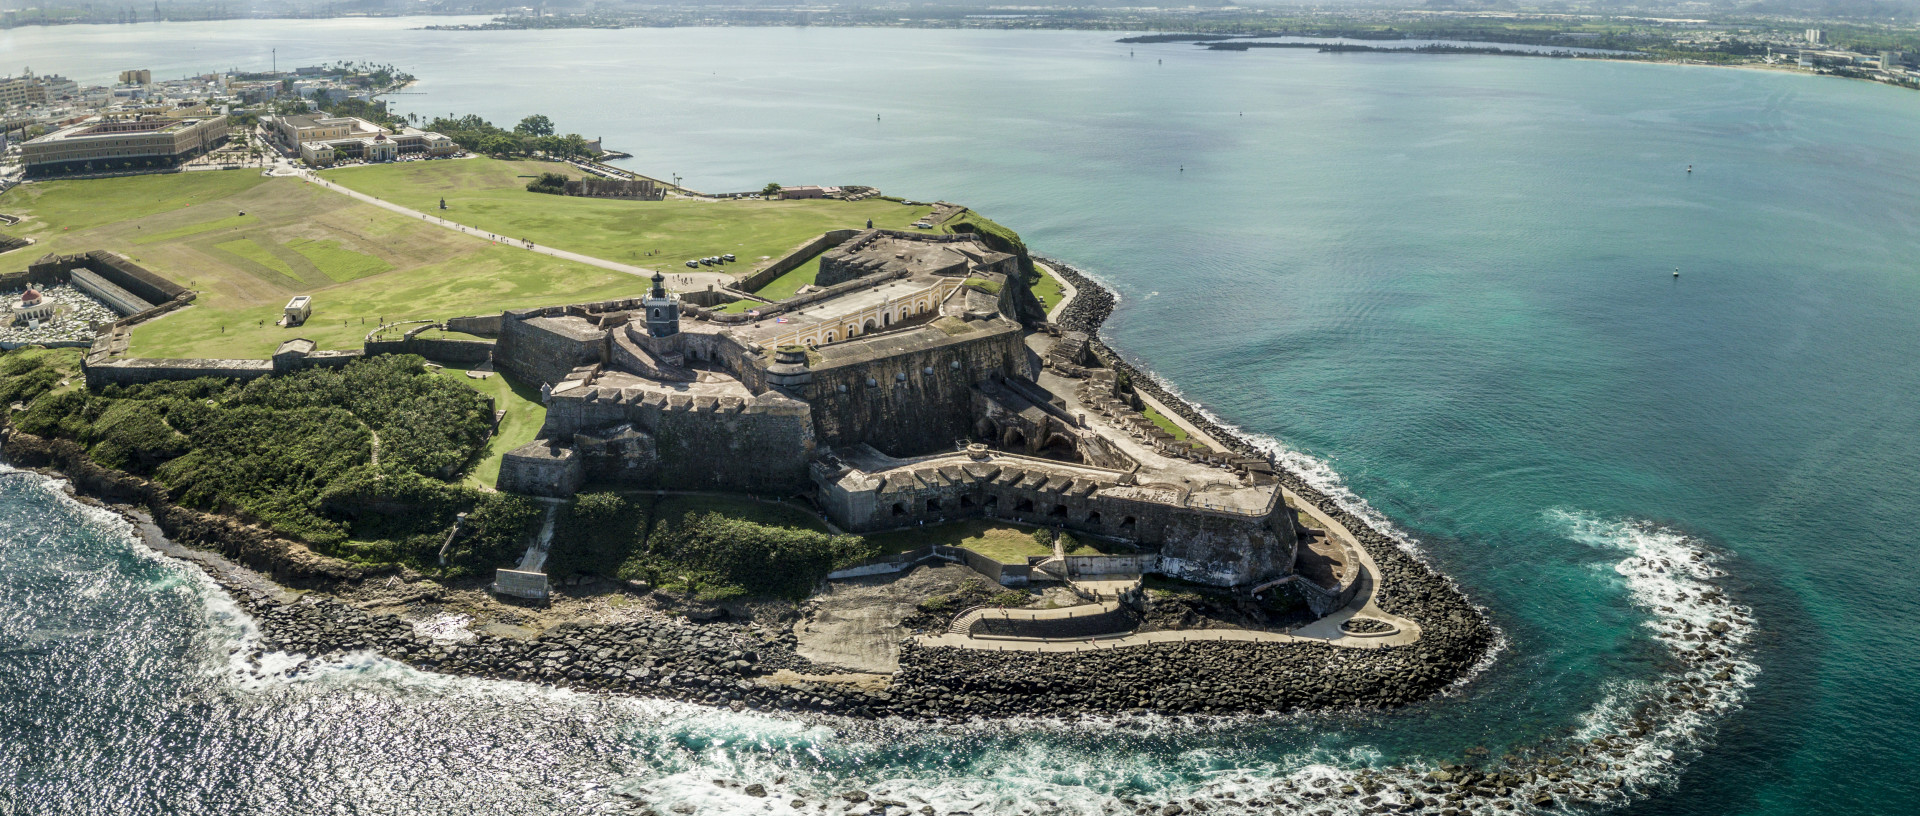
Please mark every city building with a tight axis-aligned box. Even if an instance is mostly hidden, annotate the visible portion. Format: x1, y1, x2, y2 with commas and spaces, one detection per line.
20, 116, 229, 177
275, 114, 455, 166
1805, 29, 1824, 44
0, 76, 47, 110
119, 69, 152, 85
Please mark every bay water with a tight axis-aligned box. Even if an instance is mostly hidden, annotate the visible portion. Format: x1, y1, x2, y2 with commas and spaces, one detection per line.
2, 20, 1917, 815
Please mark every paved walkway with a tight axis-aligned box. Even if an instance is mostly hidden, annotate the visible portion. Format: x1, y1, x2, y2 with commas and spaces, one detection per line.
291, 163, 735, 291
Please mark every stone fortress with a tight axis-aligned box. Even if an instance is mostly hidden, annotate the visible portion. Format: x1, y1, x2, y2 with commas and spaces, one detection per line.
492, 229, 1330, 593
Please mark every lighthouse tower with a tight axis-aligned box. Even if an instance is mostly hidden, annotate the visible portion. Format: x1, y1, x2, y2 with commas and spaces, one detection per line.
642, 271, 680, 338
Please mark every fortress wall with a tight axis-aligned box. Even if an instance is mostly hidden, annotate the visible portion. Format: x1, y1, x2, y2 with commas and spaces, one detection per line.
816, 229, 981, 288
734, 229, 857, 294
819, 469, 1293, 587
29, 251, 188, 307
803, 326, 1030, 456
707, 267, 914, 325
66, 269, 153, 316
445, 314, 503, 337
495, 313, 606, 386
363, 336, 495, 364
84, 358, 274, 390
537, 389, 816, 494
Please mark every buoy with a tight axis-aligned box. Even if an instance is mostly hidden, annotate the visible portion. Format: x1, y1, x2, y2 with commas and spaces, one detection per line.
1673, 267, 1680, 277
1687, 165, 1693, 173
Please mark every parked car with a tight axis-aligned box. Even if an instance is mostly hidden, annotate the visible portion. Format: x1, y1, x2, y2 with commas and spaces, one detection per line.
686, 260, 699, 268
722, 253, 736, 262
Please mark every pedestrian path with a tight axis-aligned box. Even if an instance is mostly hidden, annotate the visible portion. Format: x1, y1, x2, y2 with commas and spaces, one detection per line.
294, 165, 734, 291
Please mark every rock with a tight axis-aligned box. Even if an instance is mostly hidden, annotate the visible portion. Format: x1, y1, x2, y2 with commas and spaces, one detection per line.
744, 783, 767, 797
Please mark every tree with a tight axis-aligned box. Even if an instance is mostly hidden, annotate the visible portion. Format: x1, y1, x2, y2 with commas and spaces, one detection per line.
762, 182, 783, 197
479, 134, 520, 157
515, 114, 554, 137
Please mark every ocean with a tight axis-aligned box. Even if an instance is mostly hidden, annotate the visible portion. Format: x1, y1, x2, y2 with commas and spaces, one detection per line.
2, 19, 1917, 815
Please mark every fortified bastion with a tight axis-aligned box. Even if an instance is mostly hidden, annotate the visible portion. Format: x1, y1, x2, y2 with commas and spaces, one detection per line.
491, 230, 1302, 587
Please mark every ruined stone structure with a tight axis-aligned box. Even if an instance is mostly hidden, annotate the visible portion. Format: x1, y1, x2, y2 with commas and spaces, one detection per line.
489, 230, 1303, 587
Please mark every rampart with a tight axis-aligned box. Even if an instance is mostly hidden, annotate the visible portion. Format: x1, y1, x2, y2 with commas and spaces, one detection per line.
815, 229, 983, 288
83, 356, 274, 389
799, 323, 1031, 456
30, 250, 190, 308
816, 447, 1296, 587
732, 229, 857, 294
528, 383, 816, 493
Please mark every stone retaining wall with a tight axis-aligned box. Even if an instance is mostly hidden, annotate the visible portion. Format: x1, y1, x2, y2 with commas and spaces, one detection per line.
732, 229, 858, 294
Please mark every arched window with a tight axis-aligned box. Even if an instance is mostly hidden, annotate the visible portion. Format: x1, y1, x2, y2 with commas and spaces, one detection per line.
1087, 511, 1102, 526
1050, 505, 1069, 517
1015, 498, 1035, 512
883, 313, 892, 327
892, 503, 906, 516
825, 332, 837, 343
927, 498, 941, 512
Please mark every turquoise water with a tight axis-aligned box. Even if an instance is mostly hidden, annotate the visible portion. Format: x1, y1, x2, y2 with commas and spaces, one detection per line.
3, 21, 1918, 815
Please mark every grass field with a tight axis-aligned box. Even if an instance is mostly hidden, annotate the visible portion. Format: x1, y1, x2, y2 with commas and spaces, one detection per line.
432, 364, 546, 489
1030, 266, 1066, 313
1140, 405, 1190, 441
863, 519, 1056, 564
751, 252, 825, 300
0, 169, 641, 359
324, 159, 934, 273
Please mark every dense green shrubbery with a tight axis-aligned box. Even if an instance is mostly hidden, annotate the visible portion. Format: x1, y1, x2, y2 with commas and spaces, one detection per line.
1, 351, 513, 567
233, 355, 492, 477
544, 498, 876, 601
0, 353, 65, 406
546, 492, 648, 580
525, 172, 569, 195
628, 510, 876, 601
442, 492, 545, 575
157, 404, 373, 543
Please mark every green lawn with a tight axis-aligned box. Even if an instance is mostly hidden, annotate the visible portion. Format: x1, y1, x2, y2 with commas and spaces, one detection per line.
433, 363, 546, 489
1030, 265, 1066, 313
131, 246, 636, 359
213, 237, 300, 280
286, 237, 393, 283
323, 158, 933, 272
1140, 404, 1190, 441
0, 170, 269, 232
863, 519, 1056, 564
751, 252, 825, 300
0, 170, 645, 360
135, 213, 258, 244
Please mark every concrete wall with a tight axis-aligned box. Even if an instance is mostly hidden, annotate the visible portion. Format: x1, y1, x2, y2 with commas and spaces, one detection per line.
445, 313, 503, 337
84, 357, 274, 389
801, 325, 1030, 456
497, 441, 584, 498
733, 229, 857, 294
30, 251, 189, 307
817, 458, 1294, 588
67, 268, 153, 316
537, 387, 817, 494
495, 312, 606, 386
365, 336, 495, 364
